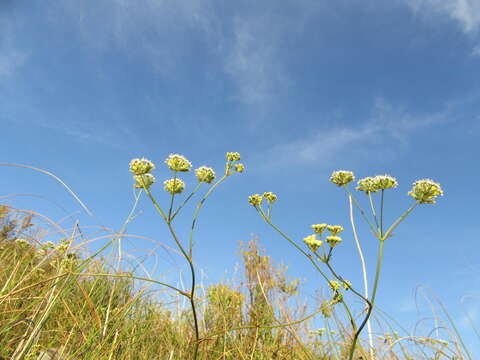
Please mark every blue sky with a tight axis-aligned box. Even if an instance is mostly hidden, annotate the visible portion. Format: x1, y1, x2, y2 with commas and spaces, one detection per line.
1, 0, 480, 354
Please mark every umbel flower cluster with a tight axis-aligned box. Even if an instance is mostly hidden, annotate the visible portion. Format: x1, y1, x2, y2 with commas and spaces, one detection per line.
129, 152, 245, 194
329, 170, 443, 204
304, 224, 344, 252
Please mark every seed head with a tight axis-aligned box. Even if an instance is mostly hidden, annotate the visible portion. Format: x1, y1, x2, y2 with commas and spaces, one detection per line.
343, 280, 352, 290
263, 192, 277, 203
226, 152, 241, 161
330, 170, 355, 186
408, 179, 443, 204
326, 235, 342, 247
248, 194, 263, 207
195, 166, 216, 184
129, 158, 155, 175
165, 154, 192, 172
327, 225, 343, 235
164, 178, 185, 194
372, 174, 398, 190
356, 177, 378, 193
303, 234, 323, 252
311, 223, 328, 235
134, 173, 156, 189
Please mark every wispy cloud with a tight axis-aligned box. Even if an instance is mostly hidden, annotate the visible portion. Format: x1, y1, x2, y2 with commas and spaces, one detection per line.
0, 18, 28, 78
262, 95, 468, 169
224, 16, 287, 105
55, 0, 320, 106
405, 0, 480, 34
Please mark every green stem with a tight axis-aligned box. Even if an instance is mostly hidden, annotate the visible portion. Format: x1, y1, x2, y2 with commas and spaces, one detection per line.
368, 192, 379, 231
349, 193, 374, 358
171, 182, 202, 221
189, 175, 228, 258
348, 240, 385, 360
144, 188, 200, 360
380, 190, 384, 236
346, 187, 379, 237
324, 261, 370, 305
383, 202, 418, 240
258, 209, 331, 283
167, 172, 178, 221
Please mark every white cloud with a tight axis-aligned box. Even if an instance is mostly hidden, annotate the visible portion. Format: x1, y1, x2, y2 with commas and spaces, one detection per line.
472, 44, 480, 56
0, 18, 28, 78
405, 0, 480, 34
54, 0, 320, 106
263, 96, 454, 169
224, 16, 287, 105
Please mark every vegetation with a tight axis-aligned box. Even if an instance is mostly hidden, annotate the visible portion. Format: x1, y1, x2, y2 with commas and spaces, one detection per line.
0, 155, 471, 359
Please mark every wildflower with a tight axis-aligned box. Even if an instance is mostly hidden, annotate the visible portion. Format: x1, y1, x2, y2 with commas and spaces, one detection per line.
134, 174, 156, 189
331, 292, 343, 304
303, 234, 323, 251
195, 166, 216, 184
408, 179, 443, 204
15, 238, 29, 247
320, 301, 332, 318
129, 158, 155, 175
328, 280, 341, 292
373, 174, 398, 190
226, 152, 241, 161
326, 235, 342, 247
263, 192, 277, 203
356, 177, 378, 193
165, 154, 192, 172
309, 329, 326, 337
44, 241, 55, 249
342, 280, 352, 290
35, 248, 47, 257
234, 163, 245, 173
164, 178, 185, 194
311, 223, 328, 235
56, 243, 69, 253
248, 194, 263, 206
330, 170, 355, 186
327, 225, 343, 235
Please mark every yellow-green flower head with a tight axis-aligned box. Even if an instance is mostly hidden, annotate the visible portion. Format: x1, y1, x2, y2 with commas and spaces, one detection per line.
195, 166, 216, 183
330, 170, 355, 186
165, 154, 192, 172
263, 192, 277, 203
15, 238, 29, 247
226, 152, 241, 161
331, 292, 343, 304
356, 177, 379, 193
303, 234, 323, 251
129, 158, 155, 175
248, 194, 263, 206
320, 301, 332, 318
373, 174, 398, 190
311, 223, 328, 235
234, 163, 245, 173
343, 280, 352, 290
408, 179, 443, 204
326, 235, 342, 247
164, 178, 185, 194
134, 174, 156, 189
328, 280, 341, 292
327, 225, 344, 235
